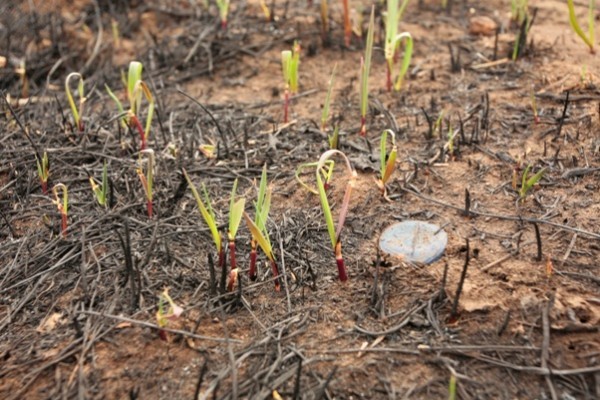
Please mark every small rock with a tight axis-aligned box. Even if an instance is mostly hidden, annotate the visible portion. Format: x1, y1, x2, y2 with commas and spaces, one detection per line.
469, 16, 498, 36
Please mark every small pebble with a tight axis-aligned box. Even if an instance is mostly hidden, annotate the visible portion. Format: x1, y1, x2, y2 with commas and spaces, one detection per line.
469, 16, 498, 36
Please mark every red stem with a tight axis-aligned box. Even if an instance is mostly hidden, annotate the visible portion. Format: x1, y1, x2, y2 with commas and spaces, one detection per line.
229, 241, 237, 270
130, 115, 146, 150
61, 212, 67, 237
41, 180, 48, 195
147, 199, 153, 218
284, 89, 289, 123
360, 116, 366, 136
386, 63, 392, 92
249, 241, 257, 280
221, 19, 227, 30
336, 256, 347, 281
78, 120, 85, 133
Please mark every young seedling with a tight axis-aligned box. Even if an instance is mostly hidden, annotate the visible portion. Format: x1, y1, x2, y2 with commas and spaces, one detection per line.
359, 7, 375, 136
511, 0, 528, 25
244, 211, 280, 291
89, 161, 109, 207
183, 169, 225, 275
295, 159, 336, 195
106, 61, 155, 150
530, 89, 539, 124
281, 42, 300, 123
248, 165, 272, 281
65, 72, 86, 132
227, 179, 246, 273
52, 183, 68, 237
376, 130, 397, 196
216, 0, 231, 30
155, 288, 183, 341
342, 0, 351, 46
519, 164, 545, 201
315, 150, 357, 281
137, 149, 155, 218
384, 0, 413, 92
36, 151, 49, 195
259, 0, 271, 21
328, 125, 340, 150
321, 65, 336, 132
567, 0, 595, 54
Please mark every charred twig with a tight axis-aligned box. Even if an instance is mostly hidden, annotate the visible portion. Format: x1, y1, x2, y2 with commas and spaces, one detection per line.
555, 91, 570, 138
533, 222, 542, 262
450, 239, 470, 321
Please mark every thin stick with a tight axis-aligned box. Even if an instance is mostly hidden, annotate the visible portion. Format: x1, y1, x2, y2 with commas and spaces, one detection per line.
81, 310, 241, 343
542, 293, 558, 400
450, 239, 470, 320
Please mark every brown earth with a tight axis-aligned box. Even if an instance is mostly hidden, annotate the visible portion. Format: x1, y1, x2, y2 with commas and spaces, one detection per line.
0, 0, 599, 399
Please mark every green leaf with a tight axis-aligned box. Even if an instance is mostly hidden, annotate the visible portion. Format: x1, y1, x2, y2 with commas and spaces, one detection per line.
321, 65, 337, 131
65, 72, 83, 128
392, 33, 413, 91
127, 61, 143, 114
281, 50, 292, 88
360, 7, 375, 120
228, 179, 244, 239
244, 212, 274, 262
567, 0, 595, 52
228, 198, 245, 240
105, 84, 127, 127
183, 170, 221, 251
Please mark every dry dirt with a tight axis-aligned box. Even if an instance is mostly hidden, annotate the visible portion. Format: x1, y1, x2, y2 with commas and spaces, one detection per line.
1, 0, 599, 399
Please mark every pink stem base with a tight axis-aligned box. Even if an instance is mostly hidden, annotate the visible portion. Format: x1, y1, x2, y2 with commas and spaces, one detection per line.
336, 257, 347, 281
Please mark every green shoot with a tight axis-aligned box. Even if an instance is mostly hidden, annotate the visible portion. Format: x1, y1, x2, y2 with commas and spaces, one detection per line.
137, 149, 154, 218
106, 61, 155, 150
384, 0, 413, 92
281, 42, 300, 123
127, 61, 143, 114
216, 0, 230, 30
65, 72, 86, 132
377, 130, 397, 196
227, 179, 246, 274
183, 169, 225, 271
52, 183, 68, 237
90, 161, 109, 207
244, 212, 280, 291
446, 121, 457, 159
567, 0, 596, 54
36, 151, 49, 195
104, 84, 127, 128
156, 288, 183, 341
328, 125, 340, 150
530, 89, 539, 124
359, 7, 375, 136
448, 374, 457, 400
321, 65, 336, 132
342, 0, 351, 46
519, 164, 546, 201
511, 0, 528, 24
111, 18, 121, 48
295, 159, 335, 195
131, 80, 155, 150
249, 165, 272, 281
315, 150, 357, 281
